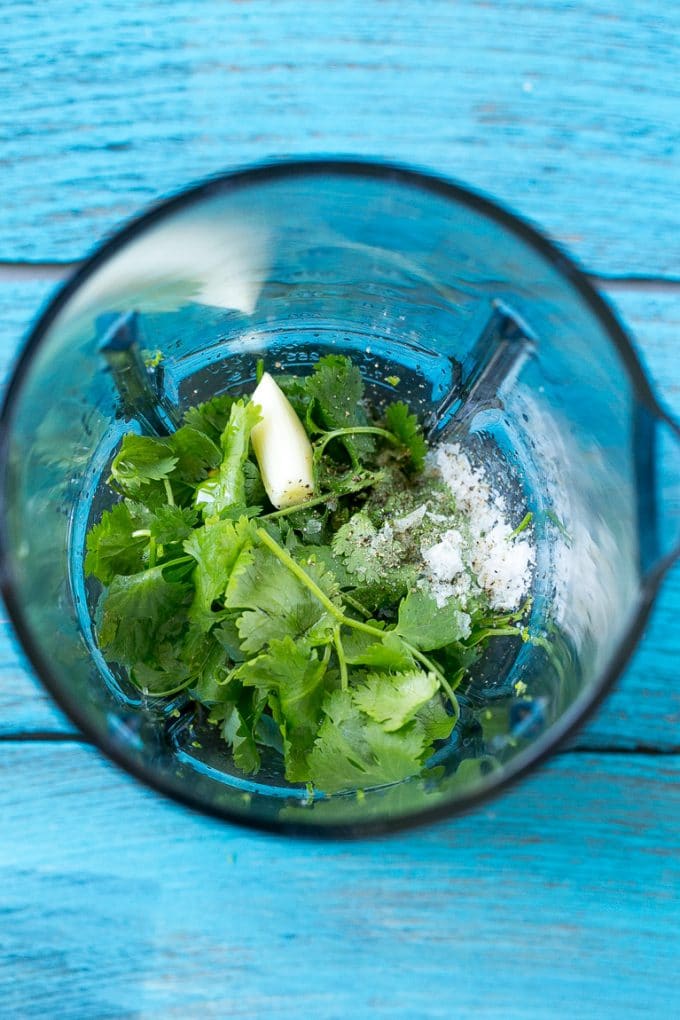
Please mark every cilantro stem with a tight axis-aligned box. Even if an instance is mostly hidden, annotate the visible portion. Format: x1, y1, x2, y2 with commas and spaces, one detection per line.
164, 477, 175, 506
466, 625, 522, 647
333, 625, 348, 690
160, 554, 193, 569
255, 527, 342, 619
341, 616, 390, 640
313, 426, 400, 463
256, 527, 384, 637
148, 536, 157, 568
508, 511, 532, 540
450, 666, 467, 692
136, 676, 194, 698
131, 528, 151, 539
261, 471, 385, 520
342, 592, 372, 619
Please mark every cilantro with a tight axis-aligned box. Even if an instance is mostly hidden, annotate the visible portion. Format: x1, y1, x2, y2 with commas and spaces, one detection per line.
98, 565, 190, 664
185, 631, 232, 702
331, 512, 382, 582
182, 394, 235, 445
236, 636, 328, 734
85, 502, 148, 583
148, 505, 198, 545
86, 354, 531, 796
344, 631, 415, 672
132, 655, 192, 697
212, 690, 266, 774
384, 401, 427, 471
352, 669, 439, 731
306, 690, 430, 794
508, 511, 533, 539
396, 590, 471, 651
184, 516, 252, 631
225, 544, 338, 653
142, 349, 163, 369
110, 434, 178, 493
168, 425, 222, 484
306, 354, 373, 461
195, 400, 260, 516
416, 694, 457, 743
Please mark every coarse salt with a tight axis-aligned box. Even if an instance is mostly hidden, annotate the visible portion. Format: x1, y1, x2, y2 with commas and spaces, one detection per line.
421, 442, 535, 612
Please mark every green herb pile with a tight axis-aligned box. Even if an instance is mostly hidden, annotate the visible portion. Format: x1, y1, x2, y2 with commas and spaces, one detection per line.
86, 355, 521, 793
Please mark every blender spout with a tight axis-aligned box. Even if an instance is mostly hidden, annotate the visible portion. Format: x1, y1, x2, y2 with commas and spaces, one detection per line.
427, 300, 535, 441
99, 311, 181, 436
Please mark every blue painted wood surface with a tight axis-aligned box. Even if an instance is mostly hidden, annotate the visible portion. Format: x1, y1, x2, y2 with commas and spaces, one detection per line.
1, 3, 679, 1016
1, 1, 679, 273
1, 744, 678, 1018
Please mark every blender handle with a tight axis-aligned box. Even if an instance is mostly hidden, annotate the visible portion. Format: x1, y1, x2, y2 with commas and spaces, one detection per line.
646, 404, 680, 582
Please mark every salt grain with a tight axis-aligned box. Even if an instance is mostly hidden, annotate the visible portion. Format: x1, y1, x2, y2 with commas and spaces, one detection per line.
421, 442, 535, 611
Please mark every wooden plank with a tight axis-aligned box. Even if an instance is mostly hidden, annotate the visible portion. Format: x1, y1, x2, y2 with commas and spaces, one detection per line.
1, 0, 678, 273
0, 279, 678, 747
607, 287, 680, 412
0, 742, 677, 1018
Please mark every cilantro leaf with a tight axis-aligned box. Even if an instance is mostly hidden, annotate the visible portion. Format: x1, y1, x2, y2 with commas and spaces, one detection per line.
306, 690, 429, 794
214, 618, 248, 662
181, 627, 233, 702
195, 400, 260, 516
110, 434, 177, 493
184, 516, 253, 631
416, 694, 457, 744
148, 505, 198, 545
243, 459, 267, 508
226, 545, 337, 654
300, 544, 356, 589
348, 570, 416, 614
396, 590, 471, 651
236, 636, 327, 733
182, 394, 236, 445
230, 710, 262, 773
306, 355, 373, 461
98, 566, 190, 664
352, 669, 438, 732
85, 502, 148, 583
212, 690, 265, 774
331, 512, 417, 608
384, 401, 427, 471
168, 425, 221, 485
344, 631, 414, 672
331, 511, 382, 583
236, 637, 329, 781
131, 655, 191, 697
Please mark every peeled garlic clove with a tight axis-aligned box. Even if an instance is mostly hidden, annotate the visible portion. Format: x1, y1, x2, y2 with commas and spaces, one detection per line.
250, 372, 315, 509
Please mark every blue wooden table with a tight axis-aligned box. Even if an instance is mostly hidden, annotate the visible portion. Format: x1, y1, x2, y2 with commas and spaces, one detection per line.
1, 3, 678, 1016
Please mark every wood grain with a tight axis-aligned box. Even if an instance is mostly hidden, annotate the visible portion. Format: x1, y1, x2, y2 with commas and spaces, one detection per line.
0, 741, 677, 1018
2, 0, 679, 273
